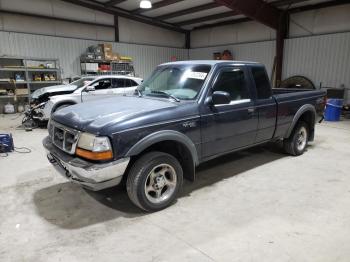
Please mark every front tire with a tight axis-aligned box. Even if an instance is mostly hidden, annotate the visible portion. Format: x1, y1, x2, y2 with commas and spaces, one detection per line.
283, 121, 309, 156
126, 151, 183, 212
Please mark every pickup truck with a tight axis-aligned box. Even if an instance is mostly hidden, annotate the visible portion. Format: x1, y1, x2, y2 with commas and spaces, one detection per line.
31, 75, 142, 121
43, 60, 326, 212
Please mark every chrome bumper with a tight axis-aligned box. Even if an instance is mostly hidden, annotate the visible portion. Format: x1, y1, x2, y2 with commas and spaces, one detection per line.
43, 136, 130, 191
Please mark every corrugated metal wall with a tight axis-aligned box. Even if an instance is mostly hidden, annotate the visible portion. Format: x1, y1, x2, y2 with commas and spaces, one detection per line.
189, 41, 276, 79
190, 32, 350, 102
283, 32, 350, 90
1, 30, 349, 101
0, 31, 188, 79
111, 42, 188, 78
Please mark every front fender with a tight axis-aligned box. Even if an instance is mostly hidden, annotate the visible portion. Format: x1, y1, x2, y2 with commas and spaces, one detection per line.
125, 130, 199, 165
51, 99, 78, 112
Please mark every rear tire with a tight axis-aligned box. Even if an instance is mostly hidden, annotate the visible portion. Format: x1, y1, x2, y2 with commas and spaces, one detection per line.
283, 121, 309, 156
126, 151, 183, 212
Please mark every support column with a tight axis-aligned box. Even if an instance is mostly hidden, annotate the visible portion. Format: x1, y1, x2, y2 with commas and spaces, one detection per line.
185, 31, 191, 49
275, 12, 289, 86
114, 15, 119, 42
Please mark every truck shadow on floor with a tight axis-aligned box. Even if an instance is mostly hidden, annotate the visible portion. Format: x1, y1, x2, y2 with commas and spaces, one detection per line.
33, 142, 289, 229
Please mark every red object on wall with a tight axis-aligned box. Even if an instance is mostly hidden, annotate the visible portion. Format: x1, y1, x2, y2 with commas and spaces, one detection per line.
170, 56, 177, 61
99, 64, 111, 71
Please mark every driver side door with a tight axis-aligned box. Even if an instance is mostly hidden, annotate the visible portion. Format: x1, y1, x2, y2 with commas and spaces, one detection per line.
81, 78, 112, 102
200, 66, 258, 158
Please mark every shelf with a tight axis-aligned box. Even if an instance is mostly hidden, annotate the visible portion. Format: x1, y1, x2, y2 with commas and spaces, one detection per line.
0, 81, 28, 84
81, 60, 133, 64
0, 95, 29, 98
29, 81, 60, 84
0, 68, 59, 72
0, 68, 26, 72
0, 57, 62, 105
27, 68, 60, 72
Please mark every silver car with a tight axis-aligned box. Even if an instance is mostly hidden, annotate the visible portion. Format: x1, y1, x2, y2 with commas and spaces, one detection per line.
38, 75, 143, 120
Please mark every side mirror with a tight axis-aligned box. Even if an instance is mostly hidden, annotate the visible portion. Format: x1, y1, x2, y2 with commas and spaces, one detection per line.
85, 86, 95, 92
211, 91, 231, 105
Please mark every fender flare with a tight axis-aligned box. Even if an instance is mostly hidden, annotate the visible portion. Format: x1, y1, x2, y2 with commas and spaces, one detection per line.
52, 100, 77, 112
125, 130, 199, 165
284, 104, 316, 138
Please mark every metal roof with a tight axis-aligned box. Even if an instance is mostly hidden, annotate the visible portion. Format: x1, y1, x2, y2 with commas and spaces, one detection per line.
60, 0, 346, 32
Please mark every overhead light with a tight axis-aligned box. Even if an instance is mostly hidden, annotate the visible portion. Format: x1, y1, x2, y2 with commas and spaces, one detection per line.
140, 0, 152, 9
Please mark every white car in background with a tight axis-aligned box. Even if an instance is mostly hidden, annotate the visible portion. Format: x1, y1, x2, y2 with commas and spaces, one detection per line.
36, 75, 143, 120
31, 76, 95, 101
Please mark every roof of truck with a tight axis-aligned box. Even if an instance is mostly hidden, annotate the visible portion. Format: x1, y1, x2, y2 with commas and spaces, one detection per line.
160, 60, 261, 66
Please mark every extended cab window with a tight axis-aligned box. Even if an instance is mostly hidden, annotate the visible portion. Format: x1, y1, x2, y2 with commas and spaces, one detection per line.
213, 68, 249, 101
251, 67, 271, 99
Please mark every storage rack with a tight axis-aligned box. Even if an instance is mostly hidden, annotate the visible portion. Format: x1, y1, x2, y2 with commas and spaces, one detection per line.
80, 59, 135, 76
0, 56, 62, 107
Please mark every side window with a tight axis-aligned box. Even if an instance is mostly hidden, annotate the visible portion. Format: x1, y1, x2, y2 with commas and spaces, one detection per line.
91, 79, 111, 90
113, 78, 126, 88
122, 79, 134, 87
129, 80, 138, 87
251, 67, 271, 99
213, 68, 249, 101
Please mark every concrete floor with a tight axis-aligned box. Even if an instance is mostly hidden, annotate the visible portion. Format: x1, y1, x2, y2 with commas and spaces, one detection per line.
0, 114, 350, 262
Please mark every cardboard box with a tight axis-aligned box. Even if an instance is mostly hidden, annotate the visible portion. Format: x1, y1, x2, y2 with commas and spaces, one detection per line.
15, 88, 29, 95
111, 53, 120, 61
99, 43, 112, 53
104, 53, 113, 60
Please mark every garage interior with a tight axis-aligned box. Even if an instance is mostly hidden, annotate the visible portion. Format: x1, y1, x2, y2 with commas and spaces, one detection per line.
1, 0, 350, 261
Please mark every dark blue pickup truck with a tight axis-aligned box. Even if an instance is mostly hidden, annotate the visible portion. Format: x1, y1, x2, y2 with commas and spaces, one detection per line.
44, 60, 326, 211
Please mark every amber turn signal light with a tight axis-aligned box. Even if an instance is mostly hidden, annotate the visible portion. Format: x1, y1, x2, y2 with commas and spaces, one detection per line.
76, 148, 113, 161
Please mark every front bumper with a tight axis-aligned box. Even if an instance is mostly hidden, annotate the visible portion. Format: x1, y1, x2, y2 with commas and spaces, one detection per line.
43, 136, 130, 191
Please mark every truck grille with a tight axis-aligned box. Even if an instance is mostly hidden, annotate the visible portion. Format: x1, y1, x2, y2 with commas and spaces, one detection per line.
48, 120, 80, 154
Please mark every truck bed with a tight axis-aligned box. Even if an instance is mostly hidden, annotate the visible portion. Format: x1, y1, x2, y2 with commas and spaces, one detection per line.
272, 88, 326, 139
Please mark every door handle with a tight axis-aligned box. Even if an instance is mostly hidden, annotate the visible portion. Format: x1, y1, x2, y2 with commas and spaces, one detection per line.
247, 107, 255, 114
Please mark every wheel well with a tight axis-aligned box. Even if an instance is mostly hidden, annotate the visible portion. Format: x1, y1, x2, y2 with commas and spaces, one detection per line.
128, 140, 195, 182
297, 111, 315, 141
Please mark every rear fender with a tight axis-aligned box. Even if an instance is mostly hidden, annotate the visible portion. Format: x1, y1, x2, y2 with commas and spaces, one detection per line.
284, 104, 316, 140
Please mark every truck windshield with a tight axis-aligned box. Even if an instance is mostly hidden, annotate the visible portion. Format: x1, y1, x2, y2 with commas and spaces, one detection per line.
139, 65, 211, 100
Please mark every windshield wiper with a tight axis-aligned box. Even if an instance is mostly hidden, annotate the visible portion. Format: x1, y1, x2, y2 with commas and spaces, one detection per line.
150, 90, 180, 102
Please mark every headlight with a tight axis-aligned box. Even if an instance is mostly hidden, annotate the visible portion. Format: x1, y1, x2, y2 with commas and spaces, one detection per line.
76, 133, 113, 161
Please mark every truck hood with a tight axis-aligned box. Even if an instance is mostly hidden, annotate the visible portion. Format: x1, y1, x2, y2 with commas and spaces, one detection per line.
31, 84, 76, 99
52, 96, 178, 134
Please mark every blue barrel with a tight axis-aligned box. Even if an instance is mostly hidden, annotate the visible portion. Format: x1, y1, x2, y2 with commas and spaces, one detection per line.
324, 98, 343, 121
